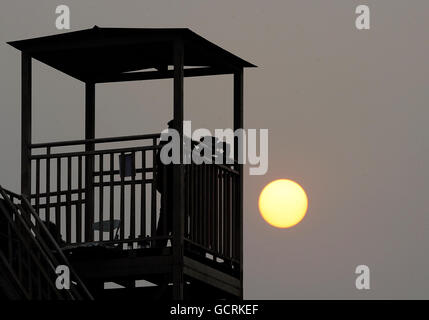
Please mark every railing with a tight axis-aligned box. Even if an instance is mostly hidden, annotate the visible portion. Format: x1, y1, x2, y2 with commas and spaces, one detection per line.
28, 133, 241, 268
30, 133, 170, 248
184, 162, 240, 267
0, 186, 93, 300
183, 138, 240, 268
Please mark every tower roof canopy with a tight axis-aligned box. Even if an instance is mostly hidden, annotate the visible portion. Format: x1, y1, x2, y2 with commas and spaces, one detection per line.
8, 26, 256, 81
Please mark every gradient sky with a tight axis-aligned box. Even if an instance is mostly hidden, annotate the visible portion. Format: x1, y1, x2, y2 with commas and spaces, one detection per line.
1, 0, 429, 299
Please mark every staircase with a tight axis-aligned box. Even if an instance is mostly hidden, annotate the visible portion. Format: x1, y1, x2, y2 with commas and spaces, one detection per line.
0, 186, 93, 300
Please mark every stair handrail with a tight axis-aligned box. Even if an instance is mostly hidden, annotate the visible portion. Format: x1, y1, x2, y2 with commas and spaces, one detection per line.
0, 186, 93, 300
0, 188, 64, 299
19, 194, 94, 300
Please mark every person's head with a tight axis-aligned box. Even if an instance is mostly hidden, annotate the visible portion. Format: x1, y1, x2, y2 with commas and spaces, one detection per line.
159, 119, 178, 144
167, 119, 177, 129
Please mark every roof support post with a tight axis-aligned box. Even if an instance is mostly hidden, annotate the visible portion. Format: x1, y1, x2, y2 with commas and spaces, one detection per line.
21, 53, 32, 199
172, 39, 185, 300
233, 68, 244, 300
85, 82, 95, 242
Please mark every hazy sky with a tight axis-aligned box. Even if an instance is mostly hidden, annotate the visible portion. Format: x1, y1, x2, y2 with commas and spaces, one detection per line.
1, 0, 429, 299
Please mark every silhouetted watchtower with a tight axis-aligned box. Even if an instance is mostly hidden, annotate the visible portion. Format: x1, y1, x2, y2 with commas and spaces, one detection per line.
7, 27, 255, 300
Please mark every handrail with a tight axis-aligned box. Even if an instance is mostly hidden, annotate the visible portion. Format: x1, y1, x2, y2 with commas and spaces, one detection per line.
0, 188, 64, 299
30, 144, 162, 160
2, 188, 21, 199
20, 195, 94, 300
30, 144, 238, 175
30, 132, 161, 149
0, 186, 94, 300
210, 162, 239, 175
30, 133, 239, 168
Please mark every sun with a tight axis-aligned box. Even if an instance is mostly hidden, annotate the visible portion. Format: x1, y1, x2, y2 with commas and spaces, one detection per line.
258, 179, 308, 228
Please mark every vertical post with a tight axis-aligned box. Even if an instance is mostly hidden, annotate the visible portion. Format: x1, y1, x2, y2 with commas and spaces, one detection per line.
172, 39, 185, 300
85, 82, 95, 242
21, 53, 32, 199
233, 69, 244, 300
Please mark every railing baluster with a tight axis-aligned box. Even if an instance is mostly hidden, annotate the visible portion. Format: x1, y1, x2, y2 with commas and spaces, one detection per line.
211, 164, 216, 250
223, 171, 227, 257
229, 172, 233, 258
109, 153, 114, 241
77, 155, 82, 243
35, 159, 40, 214
151, 147, 157, 245
56, 157, 61, 233
225, 170, 230, 257
231, 174, 234, 260
66, 156, 72, 243
188, 164, 192, 241
202, 164, 207, 248
208, 164, 212, 249
130, 152, 136, 244
233, 174, 239, 260
205, 164, 209, 249
99, 154, 104, 241
184, 165, 188, 238
120, 152, 125, 241
219, 169, 224, 255
200, 164, 204, 246
213, 166, 218, 253
46, 147, 51, 222
190, 164, 193, 242
188, 164, 193, 240
140, 151, 146, 239
205, 164, 209, 247
195, 163, 199, 242
199, 164, 203, 246
195, 164, 201, 244
201, 164, 206, 245
225, 173, 231, 258
162, 159, 168, 241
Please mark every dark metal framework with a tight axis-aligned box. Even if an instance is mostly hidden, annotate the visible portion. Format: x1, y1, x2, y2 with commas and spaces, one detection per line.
8, 27, 255, 300
0, 186, 93, 300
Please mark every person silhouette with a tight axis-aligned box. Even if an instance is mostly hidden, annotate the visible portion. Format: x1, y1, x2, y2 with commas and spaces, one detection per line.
154, 120, 176, 247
